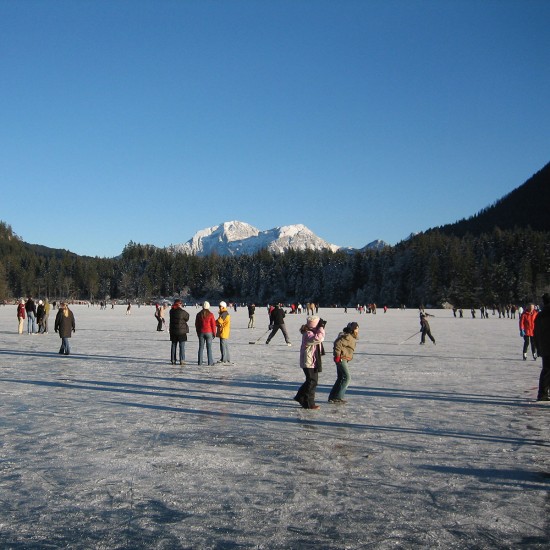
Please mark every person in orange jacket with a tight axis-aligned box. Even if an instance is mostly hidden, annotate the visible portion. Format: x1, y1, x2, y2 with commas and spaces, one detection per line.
519, 303, 538, 361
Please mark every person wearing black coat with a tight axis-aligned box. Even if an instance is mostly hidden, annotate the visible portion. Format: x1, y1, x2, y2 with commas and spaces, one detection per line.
36, 300, 46, 333
54, 302, 76, 355
169, 300, 190, 365
25, 296, 37, 334
535, 293, 550, 401
266, 304, 291, 346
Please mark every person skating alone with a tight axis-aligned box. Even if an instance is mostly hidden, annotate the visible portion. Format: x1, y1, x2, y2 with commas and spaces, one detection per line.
154, 304, 163, 331
519, 303, 538, 360
419, 311, 436, 345
169, 299, 190, 365
534, 293, 550, 401
328, 322, 359, 404
247, 303, 255, 328
54, 302, 75, 355
266, 303, 291, 346
294, 316, 326, 410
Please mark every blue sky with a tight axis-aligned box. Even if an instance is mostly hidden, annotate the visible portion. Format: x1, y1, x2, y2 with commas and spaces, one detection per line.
1, 0, 549, 258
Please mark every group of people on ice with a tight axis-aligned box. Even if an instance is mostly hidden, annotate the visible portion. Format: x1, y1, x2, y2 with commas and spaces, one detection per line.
12, 291, 550, 406
518, 295, 550, 401
293, 315, 359, 410
16, 296, 52, 335
163, 300, 232, 367
16, 296, 75, 354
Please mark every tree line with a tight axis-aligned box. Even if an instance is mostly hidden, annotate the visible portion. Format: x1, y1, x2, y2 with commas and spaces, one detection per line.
0, 221, 548, 307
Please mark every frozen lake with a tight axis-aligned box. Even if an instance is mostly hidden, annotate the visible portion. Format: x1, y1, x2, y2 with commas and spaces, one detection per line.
0, 303, 548, 548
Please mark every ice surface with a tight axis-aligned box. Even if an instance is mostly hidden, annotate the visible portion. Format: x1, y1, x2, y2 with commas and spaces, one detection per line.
0, 305, 548, 548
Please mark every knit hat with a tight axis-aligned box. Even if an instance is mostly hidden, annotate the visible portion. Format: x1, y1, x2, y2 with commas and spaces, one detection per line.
307, 316, 320, 328
203, 301, 210, 310
219, 301, 227, 308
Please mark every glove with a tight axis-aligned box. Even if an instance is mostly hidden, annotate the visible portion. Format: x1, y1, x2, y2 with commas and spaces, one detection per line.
334, 356, 341, 363
520, 329, 525, 337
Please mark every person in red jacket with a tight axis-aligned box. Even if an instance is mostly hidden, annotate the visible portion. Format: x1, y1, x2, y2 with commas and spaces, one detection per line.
16, 299, 26, 334
195, 301, 216, 366
519, 303, 538, 361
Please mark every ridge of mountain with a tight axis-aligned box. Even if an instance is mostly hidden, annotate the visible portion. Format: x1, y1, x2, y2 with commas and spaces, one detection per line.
169, 221, 352, 256
430, 161, 550, 237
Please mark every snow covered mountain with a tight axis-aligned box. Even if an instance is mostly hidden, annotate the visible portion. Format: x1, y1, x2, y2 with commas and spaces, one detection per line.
361, 239, 389, 251
169, 221, 341, 256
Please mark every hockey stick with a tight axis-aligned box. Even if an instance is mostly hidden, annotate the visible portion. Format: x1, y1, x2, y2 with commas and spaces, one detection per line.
399, 330, 421, 345
249, 328, 271, 345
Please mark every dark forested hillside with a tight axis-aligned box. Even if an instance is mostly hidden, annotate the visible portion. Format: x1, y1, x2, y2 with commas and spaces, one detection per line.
432, 162, 550, 237
1, 162, 549, 307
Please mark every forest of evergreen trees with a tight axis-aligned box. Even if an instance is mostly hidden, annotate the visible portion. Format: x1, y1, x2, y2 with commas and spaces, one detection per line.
1, 221, 548, 308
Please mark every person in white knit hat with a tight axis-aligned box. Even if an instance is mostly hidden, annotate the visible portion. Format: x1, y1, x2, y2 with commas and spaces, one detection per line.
216, 301, 231, 364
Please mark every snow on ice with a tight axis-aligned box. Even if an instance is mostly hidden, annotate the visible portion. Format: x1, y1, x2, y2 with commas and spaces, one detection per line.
0, 304, 548, 548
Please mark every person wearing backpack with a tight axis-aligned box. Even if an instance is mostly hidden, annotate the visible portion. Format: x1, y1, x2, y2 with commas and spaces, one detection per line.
328, 322, 359, 404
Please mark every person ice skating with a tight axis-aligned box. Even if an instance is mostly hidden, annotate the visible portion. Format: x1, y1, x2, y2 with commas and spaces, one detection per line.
294, 316, 326, 410
216, 301, 231, 363
247, 303, 255, 328
54, 302, 75, 355
169, 299, 190, 365
519, 303, 538, 360
534, 293, 550, 401
419, 311, 436, 345
266, 303, 291, 346
195, 301, 216, 366
328, 322, 359, 404
154, 303, 163, 331
16, 299, 25, 334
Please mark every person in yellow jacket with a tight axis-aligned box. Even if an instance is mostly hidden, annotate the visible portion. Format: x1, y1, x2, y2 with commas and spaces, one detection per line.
216, 301, 231, 364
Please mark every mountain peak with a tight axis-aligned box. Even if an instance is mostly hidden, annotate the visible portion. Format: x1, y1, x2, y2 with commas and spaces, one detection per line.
169, 221, 340, 256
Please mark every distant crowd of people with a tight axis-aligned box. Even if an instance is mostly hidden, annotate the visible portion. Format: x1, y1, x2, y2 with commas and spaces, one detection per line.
11, 292, 550, 405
